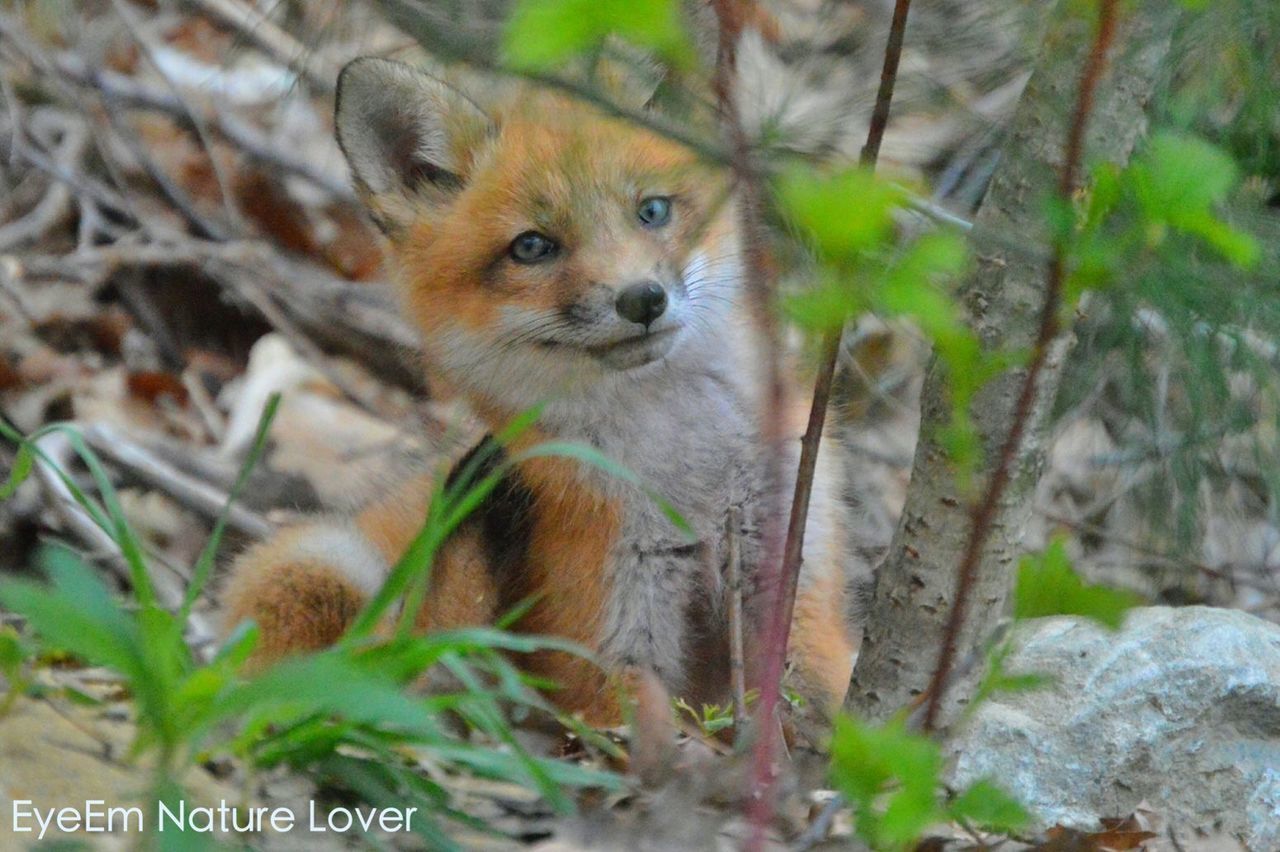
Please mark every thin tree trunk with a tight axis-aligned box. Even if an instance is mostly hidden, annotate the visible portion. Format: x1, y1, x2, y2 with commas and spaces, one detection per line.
846, 0, 1181, 727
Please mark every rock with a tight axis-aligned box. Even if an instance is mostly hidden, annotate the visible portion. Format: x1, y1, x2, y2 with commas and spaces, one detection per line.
949, 606, 1280, 848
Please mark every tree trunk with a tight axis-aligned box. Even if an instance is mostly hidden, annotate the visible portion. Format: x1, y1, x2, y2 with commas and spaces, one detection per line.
846, 0, 1182, 726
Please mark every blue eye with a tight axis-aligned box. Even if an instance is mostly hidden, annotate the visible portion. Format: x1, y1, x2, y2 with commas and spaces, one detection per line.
637, 196, 672, 227
509, 231, 558, 263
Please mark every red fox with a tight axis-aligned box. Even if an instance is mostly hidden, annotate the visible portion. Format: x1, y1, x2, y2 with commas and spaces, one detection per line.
223, 57, 858, 727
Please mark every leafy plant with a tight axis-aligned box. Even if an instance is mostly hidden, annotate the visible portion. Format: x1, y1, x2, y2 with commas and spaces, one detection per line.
775, 165, 996, 482
503, 0, 695, 72
1014, 536, 1143, 629
0, 397, 691, 848
673, 694, 754, 736
829, 715, 1028, 850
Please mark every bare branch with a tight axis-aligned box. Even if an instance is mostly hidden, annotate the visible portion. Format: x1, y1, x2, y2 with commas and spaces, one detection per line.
185, 0, 339, 94
81, 423, 272, 541
0, 11, 354, 202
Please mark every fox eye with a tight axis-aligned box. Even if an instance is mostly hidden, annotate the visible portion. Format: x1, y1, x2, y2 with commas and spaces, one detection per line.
509, 231, 558, 263
637, 196, 672, 228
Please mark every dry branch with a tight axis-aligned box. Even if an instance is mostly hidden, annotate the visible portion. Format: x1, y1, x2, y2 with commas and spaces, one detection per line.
9, 240, 424, 393
0, 11, 353, 202
186, 0, 339, 94
81, 423, 272, 541
743, 2, 914, 846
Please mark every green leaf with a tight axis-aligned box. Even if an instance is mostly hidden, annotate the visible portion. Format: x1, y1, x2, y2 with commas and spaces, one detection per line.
0, 444, 33, 500
211, 621, 260, 669
783, 267, 867, 331
202, 654, 445, 738
1081, 162, 1123, 232
183, 393, 280, 619
1126, 132, 1258, 268
949, 779, 1030, 833
829, 715, 945, 847
0, 625, 25, 674
775, 166, 905, 265
2, 423, 159, 610
879, 232, 970, 337
0, 546, 144, 680
1178, 213, 1261, 269
972, 639, 1053, 712
504, 0, 694, 71
1135, 133, 1239, 214
1014, 536, 1142, 629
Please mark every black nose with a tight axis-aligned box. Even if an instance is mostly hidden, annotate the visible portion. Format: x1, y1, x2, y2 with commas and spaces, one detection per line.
615, 281, 667, 327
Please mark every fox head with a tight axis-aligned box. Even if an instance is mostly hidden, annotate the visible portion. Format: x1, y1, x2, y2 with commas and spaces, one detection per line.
335, 58, 742, 418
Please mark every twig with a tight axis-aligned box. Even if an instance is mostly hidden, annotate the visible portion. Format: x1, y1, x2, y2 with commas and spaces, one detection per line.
186, 0, 338, 94
2, 108, 136, 225
32, 433, 126, 571
376, 0, 726, 166
920, 0, 1121, 733
81, 423, 272, 541
211, 264, 390, 417
0, 257, 36, 327
98, 99, 232, 241
0, 123, 79, 250
182, 371, 227, 444
726, 506, 748, 728
1037, 510, 1278, 595
901, 191, 974, 232
746, 2, 913, 847
107, 0, 244, 229
707, 5, 793, 847
0, 13, 354, 201
28, 432, 189, 610
792, 792, 845, 851
9, 239, 424, 392
3, 37, 151, 235
780, 0, 913, 620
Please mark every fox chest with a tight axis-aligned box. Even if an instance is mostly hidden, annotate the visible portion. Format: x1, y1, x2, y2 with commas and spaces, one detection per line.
457, 373, 772, 692
557, 395, 771, 690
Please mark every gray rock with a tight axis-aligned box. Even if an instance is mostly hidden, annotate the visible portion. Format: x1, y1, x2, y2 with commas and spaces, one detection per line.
948, 606, 1280, 848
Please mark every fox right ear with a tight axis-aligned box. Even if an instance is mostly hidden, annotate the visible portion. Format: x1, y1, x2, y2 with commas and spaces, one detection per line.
335, 58, 492, 234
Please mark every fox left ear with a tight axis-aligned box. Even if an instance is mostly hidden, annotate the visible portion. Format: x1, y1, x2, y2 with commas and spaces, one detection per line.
335, 58, 492, 234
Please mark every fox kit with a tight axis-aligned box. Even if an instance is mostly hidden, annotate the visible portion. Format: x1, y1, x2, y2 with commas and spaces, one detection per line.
224, 57, 858, 726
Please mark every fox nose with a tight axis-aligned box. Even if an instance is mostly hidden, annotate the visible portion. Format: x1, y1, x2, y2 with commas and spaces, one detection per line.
615, 281, 667, 327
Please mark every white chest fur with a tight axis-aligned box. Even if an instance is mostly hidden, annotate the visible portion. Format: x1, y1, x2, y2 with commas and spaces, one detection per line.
538, 355, 774, 691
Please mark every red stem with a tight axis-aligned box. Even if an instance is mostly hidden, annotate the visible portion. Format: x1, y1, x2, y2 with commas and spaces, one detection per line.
920, 0, 1120, 732
743, 1, 913, 848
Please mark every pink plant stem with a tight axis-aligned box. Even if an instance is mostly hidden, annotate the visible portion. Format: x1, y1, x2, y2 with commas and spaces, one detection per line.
741, 1, 914, 848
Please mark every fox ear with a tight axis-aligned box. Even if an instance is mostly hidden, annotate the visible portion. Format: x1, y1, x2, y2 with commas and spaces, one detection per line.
335, 58, 491, 234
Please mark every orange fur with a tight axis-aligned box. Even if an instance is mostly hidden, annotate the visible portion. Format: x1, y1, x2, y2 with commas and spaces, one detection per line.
414, 526, 501, 631
223, 546, 367, 670
500, 452, 623, 723
789, 569, 856, 718
355, 471, 434, 564
394, 93, 726, 344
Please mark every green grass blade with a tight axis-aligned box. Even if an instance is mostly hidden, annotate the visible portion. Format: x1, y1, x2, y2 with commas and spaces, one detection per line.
0, 441, 33, 500
0, 421, 158, 609
516, 441, 693, 537
181, 393, 281, 620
